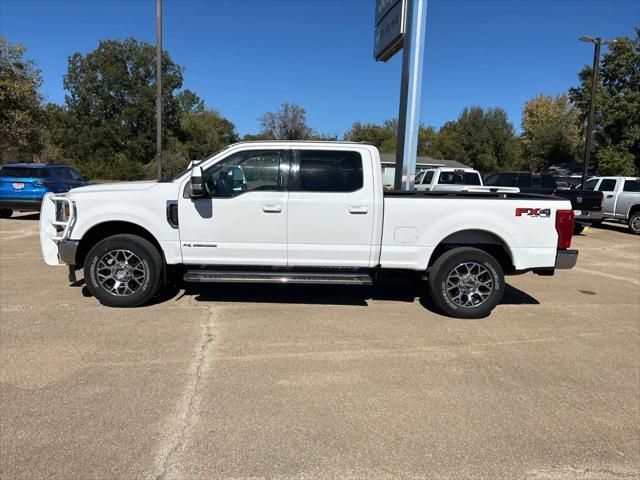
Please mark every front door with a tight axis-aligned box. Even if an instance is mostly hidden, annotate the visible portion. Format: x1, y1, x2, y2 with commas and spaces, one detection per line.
287, 148, 375, 267
178, 148, 289, 265
597, 178, 619, 216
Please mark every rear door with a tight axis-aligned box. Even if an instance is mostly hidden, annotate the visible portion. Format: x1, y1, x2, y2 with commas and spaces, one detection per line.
287, 148, 375, 267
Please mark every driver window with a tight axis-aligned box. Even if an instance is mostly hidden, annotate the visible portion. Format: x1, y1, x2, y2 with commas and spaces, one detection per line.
203, 150, 284, 198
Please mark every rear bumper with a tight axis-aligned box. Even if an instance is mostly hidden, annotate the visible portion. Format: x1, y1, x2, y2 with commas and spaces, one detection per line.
0, 198, 42, 210
575, 210, 603, 224
556, 249, 578, 269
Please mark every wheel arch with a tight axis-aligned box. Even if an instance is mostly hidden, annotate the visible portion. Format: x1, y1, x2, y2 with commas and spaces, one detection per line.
75, 221, 165, 268
427, 229, 515, 272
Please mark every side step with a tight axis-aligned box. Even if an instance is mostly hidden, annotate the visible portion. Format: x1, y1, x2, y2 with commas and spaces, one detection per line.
183, 269, 373, 285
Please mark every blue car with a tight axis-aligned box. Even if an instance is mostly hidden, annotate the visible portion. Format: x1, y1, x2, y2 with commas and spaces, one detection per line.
0, 163, 89, 218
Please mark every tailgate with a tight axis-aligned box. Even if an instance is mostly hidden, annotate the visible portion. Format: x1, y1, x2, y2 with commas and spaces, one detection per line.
556, 190, 602, 211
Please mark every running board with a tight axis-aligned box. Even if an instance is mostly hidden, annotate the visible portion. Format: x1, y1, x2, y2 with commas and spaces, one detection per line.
183, 269, 373, 285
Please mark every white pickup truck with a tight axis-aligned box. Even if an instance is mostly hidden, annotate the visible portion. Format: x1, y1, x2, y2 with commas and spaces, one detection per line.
414, 167, 519, 193
40, 141, 578, 318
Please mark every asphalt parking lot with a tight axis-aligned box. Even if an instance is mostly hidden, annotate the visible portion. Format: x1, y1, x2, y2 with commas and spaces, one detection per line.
0, 213, 638, 480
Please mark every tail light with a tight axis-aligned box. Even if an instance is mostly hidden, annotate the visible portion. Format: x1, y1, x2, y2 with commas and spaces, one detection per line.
555, 209, 574, 249
600, 192, 604, 208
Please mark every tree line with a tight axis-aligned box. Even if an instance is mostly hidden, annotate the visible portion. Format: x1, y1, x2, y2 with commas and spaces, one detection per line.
1, 30, 638, 180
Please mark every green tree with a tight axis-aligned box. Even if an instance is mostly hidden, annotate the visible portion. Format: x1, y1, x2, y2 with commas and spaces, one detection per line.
54, 38, 185, 179
0, 36, 44, 162
259, 102, 313, 140
176, 89, 204, 114
569, 29, 640, 175
521, 94, 582, 171
344, 119, 438, 156
431, 107, 522, 173
177, 109, 238, 160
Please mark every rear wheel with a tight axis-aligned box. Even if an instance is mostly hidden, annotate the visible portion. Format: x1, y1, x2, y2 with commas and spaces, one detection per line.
428, 247, 505, 319
0, 208, 13, 218
573, 224, 585, 235
84, 234, 163, 307
629, 212, 640, 235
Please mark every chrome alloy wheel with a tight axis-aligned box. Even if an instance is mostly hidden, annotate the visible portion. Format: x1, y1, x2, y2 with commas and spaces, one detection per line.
445, 262, 494, 307
631, 216, 640, 233
96, 249, 147, 296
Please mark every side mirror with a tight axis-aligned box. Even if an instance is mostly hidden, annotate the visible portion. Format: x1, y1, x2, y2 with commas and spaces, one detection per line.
189, 166, 206, 198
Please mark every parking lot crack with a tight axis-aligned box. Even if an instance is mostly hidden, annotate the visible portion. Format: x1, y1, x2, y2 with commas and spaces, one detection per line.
154, 306, 219, 480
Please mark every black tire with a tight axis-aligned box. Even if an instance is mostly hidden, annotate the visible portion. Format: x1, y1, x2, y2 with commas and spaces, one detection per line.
573, 224, 585, 235
629, 212, 640, 235
428, 247, 505, 319
0, 208, 13, 218
84, 234, 163, 307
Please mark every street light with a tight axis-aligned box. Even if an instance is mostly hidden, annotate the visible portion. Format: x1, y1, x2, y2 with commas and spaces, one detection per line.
578, 35, 616, 187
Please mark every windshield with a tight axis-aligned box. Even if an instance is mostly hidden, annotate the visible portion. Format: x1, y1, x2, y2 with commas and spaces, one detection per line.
160, 146, 232, 182
0, 166, 50, 178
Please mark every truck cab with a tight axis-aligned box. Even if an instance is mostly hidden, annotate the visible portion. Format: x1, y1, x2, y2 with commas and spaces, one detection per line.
584, 177, 640, 234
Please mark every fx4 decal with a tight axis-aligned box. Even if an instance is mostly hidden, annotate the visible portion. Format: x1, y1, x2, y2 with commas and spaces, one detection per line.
515, 207, 551, 218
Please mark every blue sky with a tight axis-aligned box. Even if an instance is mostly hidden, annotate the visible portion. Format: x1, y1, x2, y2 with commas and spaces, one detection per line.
1, 0, 637, 136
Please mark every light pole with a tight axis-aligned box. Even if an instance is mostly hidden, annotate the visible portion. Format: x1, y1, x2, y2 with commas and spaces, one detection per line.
578, 36, 615, 187
156, 0, 162, 180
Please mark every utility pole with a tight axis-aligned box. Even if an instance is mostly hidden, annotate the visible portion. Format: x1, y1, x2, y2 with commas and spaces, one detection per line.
156, 0, 162, 180
393, 0, 428, 191
579, 36, 601, 188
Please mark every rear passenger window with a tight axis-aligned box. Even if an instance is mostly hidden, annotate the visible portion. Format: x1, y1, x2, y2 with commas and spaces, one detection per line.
623, 180, 640, 192
597, 179, 617, 191
297, 150, 363, 192
516, 175, 532, 188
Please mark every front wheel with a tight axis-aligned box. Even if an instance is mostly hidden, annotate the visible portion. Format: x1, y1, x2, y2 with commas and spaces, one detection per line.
0, 208, 13, 218
428, 247, 505, 319
629, 212, 640, 235
84, 234, 163, 307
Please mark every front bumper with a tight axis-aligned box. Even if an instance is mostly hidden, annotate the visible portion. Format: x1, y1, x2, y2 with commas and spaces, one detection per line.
556, 249, 578, 269
58, 240, 79, 265
0, 198, 43, 211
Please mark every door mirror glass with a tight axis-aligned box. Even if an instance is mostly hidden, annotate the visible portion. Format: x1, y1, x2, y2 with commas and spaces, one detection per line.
189, 166, 206, 198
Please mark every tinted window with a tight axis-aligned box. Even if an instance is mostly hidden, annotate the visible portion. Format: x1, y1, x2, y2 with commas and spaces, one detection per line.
67, 168, 84, 181
584, 179, 598, 191
203, 150, 283, 198
597, 179, 617, 192
516, 175, 532, 188
298, 150, 363, 192
541, 175, 556, 188
415, 171, 425, 184
437, 171, 481, 185
623, 180, 640, 192
0, 167, 50, 178
424, 171, 434, 184
56, 168, 72, 179
484, 173, 514, 186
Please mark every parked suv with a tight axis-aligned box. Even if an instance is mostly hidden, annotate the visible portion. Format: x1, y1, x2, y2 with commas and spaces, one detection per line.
0, 163, 89, 218
584, 177, 640, 234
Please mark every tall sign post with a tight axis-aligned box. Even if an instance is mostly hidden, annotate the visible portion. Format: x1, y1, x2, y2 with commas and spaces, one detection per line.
374, 0, 428, 191
156, 0, 163, 180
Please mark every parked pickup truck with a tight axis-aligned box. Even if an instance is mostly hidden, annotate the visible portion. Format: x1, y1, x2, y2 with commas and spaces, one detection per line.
484, 172, 603, 234
584, 176, 640, 234
414, 167, 519, 193
39, 141, 578, 318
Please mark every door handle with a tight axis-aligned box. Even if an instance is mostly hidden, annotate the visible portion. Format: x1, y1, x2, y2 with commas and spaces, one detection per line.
606, 195, 614, 198
349, 206, 368, 214
262, 204, 282, 213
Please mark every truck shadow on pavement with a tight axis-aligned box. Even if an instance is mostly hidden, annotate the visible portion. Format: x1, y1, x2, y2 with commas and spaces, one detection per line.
174, 279, 539, 316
